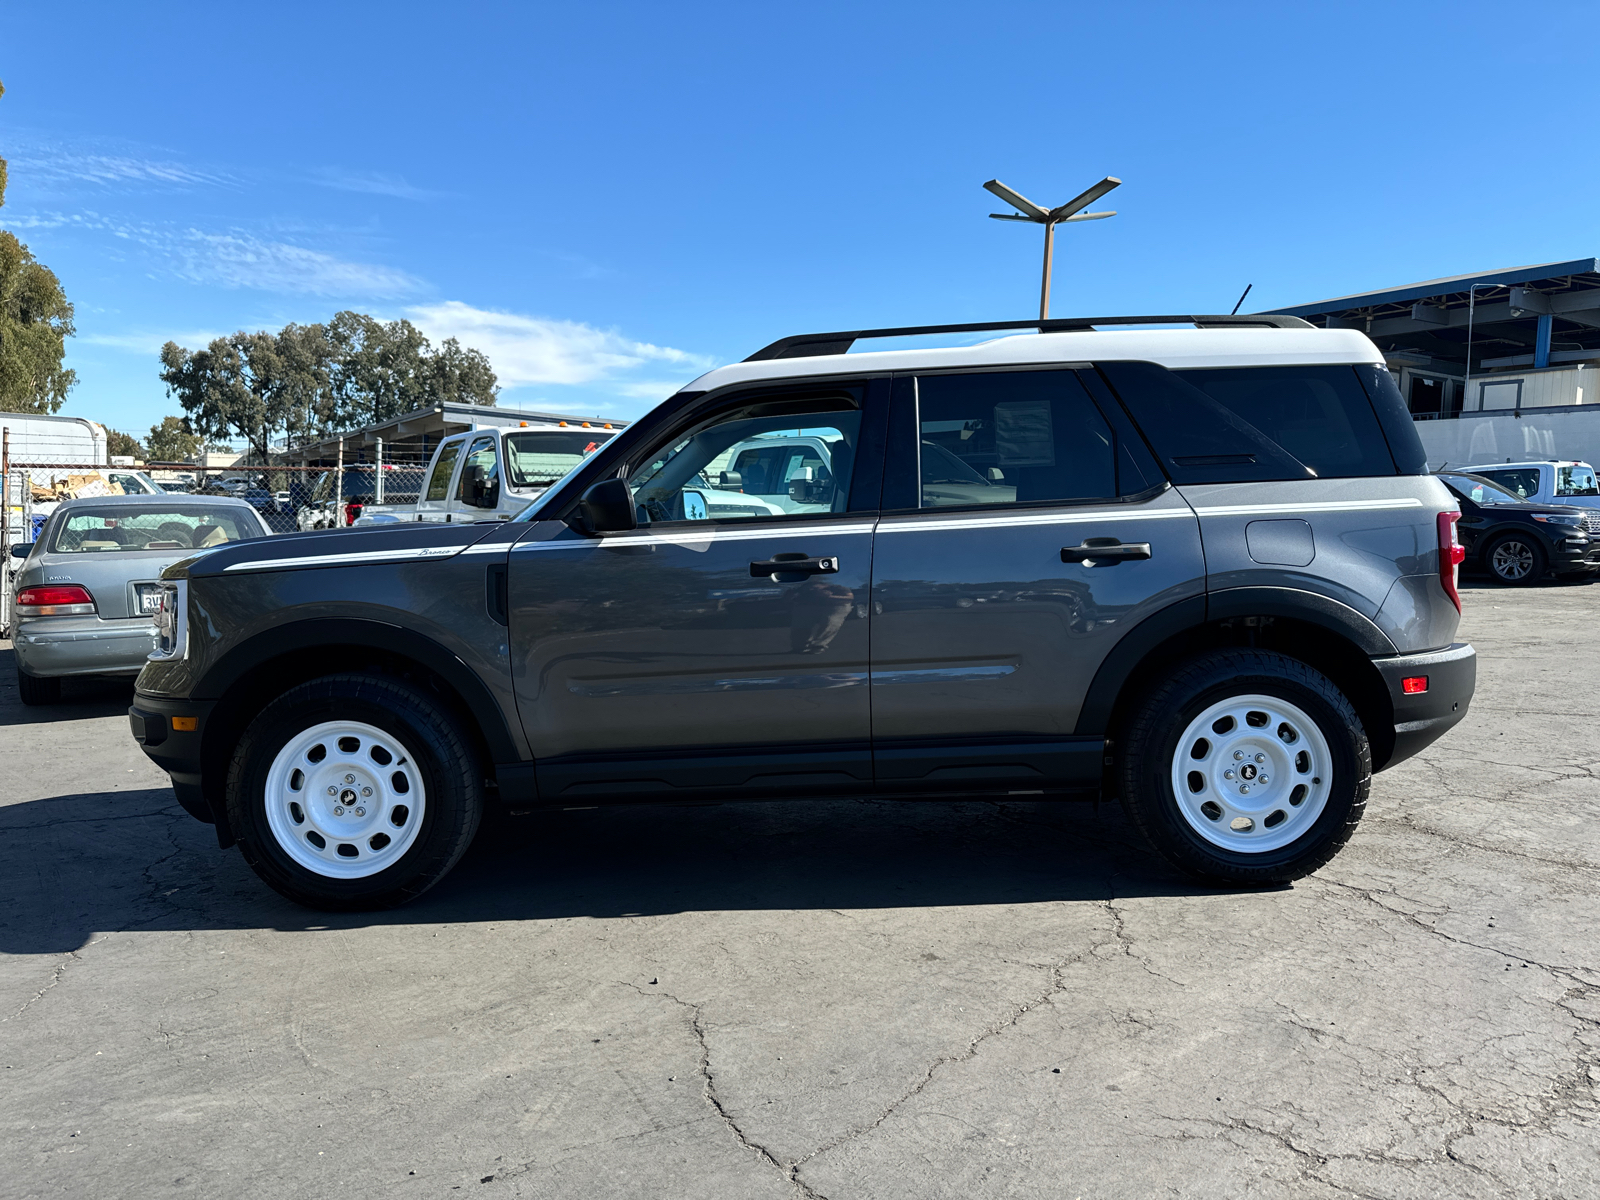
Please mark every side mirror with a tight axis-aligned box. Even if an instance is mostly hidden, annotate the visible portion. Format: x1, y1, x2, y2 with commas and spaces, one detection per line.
986, 467, 1006, 482
787, 466, 831, 505
10, 543, 32, 559
719, 470, 742, 491
579, 478, 637, 534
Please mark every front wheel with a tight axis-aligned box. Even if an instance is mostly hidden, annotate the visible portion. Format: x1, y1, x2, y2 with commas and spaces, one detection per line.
226, 673, 484, 909
1117, 650, 1370, 885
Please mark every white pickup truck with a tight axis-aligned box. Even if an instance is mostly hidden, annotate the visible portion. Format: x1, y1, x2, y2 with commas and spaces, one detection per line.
1457, 460, 1600, 511
353, 426, 620, 525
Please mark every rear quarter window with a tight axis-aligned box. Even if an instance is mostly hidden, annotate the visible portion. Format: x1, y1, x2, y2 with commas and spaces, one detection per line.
1098, 362, 1402, 484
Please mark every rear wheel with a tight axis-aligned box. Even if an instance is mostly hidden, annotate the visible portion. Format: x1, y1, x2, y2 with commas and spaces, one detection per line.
226, 673, 483, 909
1118, 649, 1370, 885
1486, 533, 1545, 585
15, 665, 62, 706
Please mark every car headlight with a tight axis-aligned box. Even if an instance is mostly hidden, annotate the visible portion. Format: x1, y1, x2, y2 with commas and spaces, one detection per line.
1530, 513, 1583, 526
148, 580, 188, 661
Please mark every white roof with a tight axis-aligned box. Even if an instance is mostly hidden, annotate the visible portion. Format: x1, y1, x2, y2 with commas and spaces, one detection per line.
685, 327, 1385, 394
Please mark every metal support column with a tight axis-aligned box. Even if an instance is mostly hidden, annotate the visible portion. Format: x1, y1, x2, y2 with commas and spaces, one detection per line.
1535, 314, 1553, 369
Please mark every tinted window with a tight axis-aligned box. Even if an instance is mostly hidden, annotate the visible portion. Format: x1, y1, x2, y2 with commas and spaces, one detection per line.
1557, 465, 1598, 496
457, 437, 500, 508
1100, 362, 1398, 483
1477, 468, 1541, 499
425, 441, 464, 501
908, 369, 1151, 509
52, 507, 261, 552
1437, 473, 1522, 505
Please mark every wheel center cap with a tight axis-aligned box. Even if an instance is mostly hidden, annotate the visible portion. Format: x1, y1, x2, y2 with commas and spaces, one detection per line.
1240, 764, 1258, 780
339, 788, 358, 806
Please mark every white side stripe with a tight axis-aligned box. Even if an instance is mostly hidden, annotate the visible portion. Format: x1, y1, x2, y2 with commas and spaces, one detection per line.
513, 522, 877, 552
223, 544, 471, 573
1191, 498, 1425, 517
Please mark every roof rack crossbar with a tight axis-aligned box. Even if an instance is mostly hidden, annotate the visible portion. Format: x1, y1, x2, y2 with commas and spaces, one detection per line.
745, 313, 1315, 361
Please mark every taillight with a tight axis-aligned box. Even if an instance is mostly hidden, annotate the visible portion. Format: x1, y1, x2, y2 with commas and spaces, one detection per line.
1437, 510, 1465, 612
344, 501, 363, 526
16, 584, 97, 616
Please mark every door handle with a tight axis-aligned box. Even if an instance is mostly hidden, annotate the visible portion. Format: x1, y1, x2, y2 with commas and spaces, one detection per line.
1060, 538, 1152, 564
751, 553, 840, 580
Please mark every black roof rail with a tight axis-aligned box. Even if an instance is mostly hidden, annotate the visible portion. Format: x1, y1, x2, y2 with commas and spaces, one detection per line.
744, 313, 1316, 362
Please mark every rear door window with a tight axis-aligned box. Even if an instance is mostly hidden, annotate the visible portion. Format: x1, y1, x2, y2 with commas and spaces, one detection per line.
898, 368, 1159, 509
1098, 362, 1398, 483
1557, 465, 1598, 496
1477, 468, 1542, 498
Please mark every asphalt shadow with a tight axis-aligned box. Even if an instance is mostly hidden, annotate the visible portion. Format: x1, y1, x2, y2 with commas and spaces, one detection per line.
0, 784, 1214, 955
0, 646, 137, 727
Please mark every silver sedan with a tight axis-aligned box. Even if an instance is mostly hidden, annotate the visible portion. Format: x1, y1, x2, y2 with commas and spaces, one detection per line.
9, 494, 272, 705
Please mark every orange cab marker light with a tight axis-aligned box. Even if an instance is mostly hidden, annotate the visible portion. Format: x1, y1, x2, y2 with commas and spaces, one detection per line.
1401, 676, 1429, 694
171, 716, 198, 731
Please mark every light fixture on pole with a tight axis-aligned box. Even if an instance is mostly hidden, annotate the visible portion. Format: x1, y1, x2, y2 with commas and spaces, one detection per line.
985, 176, 1121, 320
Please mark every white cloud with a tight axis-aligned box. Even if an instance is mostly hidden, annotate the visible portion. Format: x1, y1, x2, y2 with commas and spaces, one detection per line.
405, 301, 714, 388
79, 330, 229, 354
10, 148, 232, 191
2, 211, 423, 299
176, 230, 423, 297
312, 168, 438, 201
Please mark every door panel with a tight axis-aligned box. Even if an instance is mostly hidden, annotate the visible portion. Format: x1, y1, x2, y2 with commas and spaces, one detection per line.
507, 382, 886, 802
868, 366, 1204, 789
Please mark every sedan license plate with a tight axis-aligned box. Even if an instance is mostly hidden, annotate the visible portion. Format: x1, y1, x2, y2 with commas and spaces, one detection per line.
136, 585, 165, 614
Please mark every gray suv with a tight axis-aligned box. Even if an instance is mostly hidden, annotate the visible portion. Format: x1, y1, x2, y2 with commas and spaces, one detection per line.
128, 314, 1476, 909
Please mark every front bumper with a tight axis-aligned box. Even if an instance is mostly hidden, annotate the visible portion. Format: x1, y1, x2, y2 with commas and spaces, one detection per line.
129, 693, 221, 837
1373, 642, 1476, 769
13, 616, 159, 678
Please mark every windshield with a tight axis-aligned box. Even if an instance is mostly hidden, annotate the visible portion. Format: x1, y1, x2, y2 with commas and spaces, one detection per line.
1438, 472, 1523, 505
1557, 465, 1598, 496
50, 506, 263, 552
505, 431, 613, 488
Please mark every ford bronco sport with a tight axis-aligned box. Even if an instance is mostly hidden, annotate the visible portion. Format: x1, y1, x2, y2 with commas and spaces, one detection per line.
129, 314, 1476, 909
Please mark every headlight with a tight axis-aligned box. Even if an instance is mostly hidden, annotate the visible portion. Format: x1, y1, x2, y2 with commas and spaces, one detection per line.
1530, 513, 1583, 526
148, 580, 188, 661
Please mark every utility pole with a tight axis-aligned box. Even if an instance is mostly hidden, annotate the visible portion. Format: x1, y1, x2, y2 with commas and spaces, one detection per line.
985, 176, 1121, 319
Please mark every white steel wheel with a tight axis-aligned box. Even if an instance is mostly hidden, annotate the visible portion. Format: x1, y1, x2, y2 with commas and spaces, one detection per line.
263, 720, 427, 878
1169, 693, 1334, 853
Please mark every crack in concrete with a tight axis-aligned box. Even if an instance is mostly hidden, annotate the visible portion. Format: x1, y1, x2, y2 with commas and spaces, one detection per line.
1364, 814, 1600, 874
0, 804, 187, 833
4, 936, 106, 1024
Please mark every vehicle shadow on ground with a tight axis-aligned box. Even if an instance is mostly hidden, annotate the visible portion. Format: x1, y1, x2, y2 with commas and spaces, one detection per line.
0, 786, 1229, 955
0, 646, 136, 726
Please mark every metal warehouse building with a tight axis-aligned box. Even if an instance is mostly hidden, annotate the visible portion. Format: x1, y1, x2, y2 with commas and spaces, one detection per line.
1267, 258, 1600, 467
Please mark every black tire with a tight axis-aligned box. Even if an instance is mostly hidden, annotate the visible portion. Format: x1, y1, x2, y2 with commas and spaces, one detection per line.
1485, 533, 1546, 585
226, 673, 484, 910
1117, 649, 1370, 885
16, 665, 62, 706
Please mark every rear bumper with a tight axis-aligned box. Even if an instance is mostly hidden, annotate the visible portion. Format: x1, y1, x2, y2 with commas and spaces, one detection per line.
14, 617, 158, 677
129, 694, 220, 836
1373, 642, 1476, 770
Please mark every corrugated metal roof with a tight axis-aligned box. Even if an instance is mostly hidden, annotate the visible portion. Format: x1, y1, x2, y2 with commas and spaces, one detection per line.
1267, 258, 1600, 316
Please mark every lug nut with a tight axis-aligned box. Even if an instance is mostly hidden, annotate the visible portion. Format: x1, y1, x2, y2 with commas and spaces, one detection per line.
334, 806, 345, 816
1233, 751, 1244, 761
1223, 769, 1236, 780
327, 786, 337, 796
344, 773, 356, 784
361, 787, 373, 797
1240, 785, 1251, 794
1254, 753, 1265, 763
355, 807, 366, 817
1260, 775, 1269, 784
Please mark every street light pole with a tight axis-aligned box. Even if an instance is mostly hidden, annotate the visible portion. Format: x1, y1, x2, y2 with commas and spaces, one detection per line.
985, 176, 1121, 320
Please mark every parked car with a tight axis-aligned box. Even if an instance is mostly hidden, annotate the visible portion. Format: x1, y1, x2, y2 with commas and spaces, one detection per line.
297, 466, 428, 530
9, 495, 272, 705
1434, 471, 1600, 584
130, 313, 1476, 910
1454, 460, 1600, 511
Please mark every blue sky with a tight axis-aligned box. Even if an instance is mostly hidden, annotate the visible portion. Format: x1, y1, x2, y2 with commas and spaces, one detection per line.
5, 1, 1598, 441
